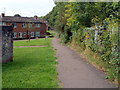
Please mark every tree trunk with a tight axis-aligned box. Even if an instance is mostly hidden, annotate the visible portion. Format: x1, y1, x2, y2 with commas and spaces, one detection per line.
28, 31, 31, 42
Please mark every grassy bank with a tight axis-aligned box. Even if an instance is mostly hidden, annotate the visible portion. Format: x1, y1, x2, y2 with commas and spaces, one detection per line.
2, 38, 58, 88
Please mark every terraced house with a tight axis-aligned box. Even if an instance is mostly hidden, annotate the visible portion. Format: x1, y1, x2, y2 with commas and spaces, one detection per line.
0, 13, 47, 39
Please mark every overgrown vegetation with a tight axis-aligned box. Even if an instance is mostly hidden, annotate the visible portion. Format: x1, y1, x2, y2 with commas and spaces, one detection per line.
2, 39, 58, 88
44, 2, 119, 85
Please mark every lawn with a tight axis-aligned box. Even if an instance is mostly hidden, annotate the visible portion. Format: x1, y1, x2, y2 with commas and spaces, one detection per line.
2, 38, 58, 88
13, 38, 52, 46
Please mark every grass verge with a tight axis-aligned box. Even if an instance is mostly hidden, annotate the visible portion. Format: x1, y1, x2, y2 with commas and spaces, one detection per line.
2, 38, 58, 88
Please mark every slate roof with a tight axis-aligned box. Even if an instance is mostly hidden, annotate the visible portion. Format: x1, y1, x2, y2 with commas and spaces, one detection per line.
0, 16, 41, 23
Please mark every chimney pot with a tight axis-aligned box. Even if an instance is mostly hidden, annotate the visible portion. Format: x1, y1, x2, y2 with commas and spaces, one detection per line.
1, 13, 5, 18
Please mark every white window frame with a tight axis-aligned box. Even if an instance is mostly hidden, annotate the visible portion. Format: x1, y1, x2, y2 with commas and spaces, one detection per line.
3, 22, 6, 25
13, 23, 17, 28
36, 24, 40, 28
24, 32, 27, 35
13, 32, 17, 38
28, 23, 32, 28
0, 22, 6, 26
36, 32, 40, 37
0, 22, 2, 26
22, 23, 26, 28
31, 32, 34, 37
27, 32, 30, 35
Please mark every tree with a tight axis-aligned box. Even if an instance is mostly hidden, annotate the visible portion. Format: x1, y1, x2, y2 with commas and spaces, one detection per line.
14, 14, 21, 17
26, 21, 35, 42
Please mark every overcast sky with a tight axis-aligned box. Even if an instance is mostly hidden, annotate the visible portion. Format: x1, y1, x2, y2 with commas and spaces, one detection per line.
0, 0, 55, 17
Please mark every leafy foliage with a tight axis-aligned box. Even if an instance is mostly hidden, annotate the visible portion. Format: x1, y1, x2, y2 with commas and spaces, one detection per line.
44, 1, 119, 83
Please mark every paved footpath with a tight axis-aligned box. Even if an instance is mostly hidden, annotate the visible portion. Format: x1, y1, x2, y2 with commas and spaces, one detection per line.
52, 35, 116, 88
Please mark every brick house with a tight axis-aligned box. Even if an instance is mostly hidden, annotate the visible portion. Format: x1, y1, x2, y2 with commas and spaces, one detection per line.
0, 13, 47, 39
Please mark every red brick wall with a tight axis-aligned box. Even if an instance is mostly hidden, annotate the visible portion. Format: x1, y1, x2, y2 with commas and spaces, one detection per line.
6, 22, 47, 39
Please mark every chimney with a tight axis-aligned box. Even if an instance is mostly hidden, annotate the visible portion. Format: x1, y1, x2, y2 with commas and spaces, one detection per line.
34, 15, 38, 20
1, 13, 5, 18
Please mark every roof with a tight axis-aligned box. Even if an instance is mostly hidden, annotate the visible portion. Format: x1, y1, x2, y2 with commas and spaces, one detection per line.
0, 16, 42, 23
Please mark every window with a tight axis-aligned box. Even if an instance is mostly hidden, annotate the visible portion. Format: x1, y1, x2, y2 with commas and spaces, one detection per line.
0, 22, 6, 26
36, 32, 40, 37
24, 32, 26, 35
3, 22, 6, 25
0, 22, 2, 26
29, 23, 32, 28
31, 32, 34, 37
13, 23, 17, 28
36, 24, 40, 28
27, 32, 30, 35
13, 32, 17, 38
22, 23, 26, 28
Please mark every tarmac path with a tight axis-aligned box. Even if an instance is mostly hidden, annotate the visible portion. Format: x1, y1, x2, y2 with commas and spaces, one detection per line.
52, 35, 116, 88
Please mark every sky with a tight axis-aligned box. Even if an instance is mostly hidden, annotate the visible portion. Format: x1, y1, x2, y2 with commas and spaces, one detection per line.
0, 0, 55, 17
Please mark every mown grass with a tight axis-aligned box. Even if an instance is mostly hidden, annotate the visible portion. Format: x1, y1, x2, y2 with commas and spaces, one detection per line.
13, 38, 52, 46
2, 38, 58, 88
